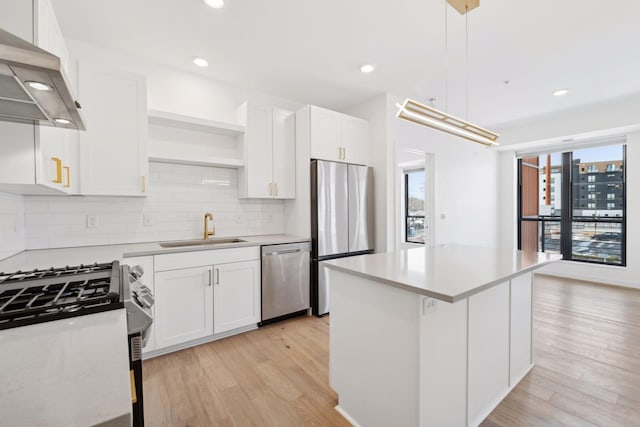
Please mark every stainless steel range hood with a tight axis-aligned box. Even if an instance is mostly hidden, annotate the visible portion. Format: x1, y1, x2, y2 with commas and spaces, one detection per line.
0, 27, 85, 130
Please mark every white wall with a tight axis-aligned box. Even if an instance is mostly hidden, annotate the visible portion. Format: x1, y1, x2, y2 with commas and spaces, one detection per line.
0, 192, 25, 260
68, 40, 302, 124
496, 97, 640, 289
496, 92, 640, 148
345, 94, 392, 252
343, 93, 500, 251
387, 95, 500, 248
24, 162, 283, 249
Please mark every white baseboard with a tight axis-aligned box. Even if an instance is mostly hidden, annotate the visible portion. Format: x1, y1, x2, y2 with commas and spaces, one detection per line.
335, 405, 362, 427
142, 324, 258, 359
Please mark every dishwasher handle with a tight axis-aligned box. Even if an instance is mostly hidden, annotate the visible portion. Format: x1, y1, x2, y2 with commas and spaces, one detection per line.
261, 242, 311, 257
263, 248, 307, 256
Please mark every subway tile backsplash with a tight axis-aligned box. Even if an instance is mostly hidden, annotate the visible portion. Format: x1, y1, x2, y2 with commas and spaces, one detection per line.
24, 162, 285, 249
0, 192, 25, 260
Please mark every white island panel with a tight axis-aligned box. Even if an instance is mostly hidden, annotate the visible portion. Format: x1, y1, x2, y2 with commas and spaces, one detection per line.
510, 272, 534, 385
330, 271, 420, 427
467, 281, 510, 427
418, 297, 468, 427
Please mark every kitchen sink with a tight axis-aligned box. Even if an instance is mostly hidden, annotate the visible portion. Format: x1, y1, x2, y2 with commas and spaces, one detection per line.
159, 238, 247, 248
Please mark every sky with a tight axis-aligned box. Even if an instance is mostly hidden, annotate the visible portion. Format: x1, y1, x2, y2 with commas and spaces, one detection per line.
407, 169, 425, 199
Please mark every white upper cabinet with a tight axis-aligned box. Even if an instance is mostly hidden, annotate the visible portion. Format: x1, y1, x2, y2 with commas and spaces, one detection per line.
78, 62, 148, 196
272, 107, 296, 199
237, 102, 295, 199
306, 106, 369, 165
309, 106, 341, 162
340, 115, 369, 164
0, 0, 77, 195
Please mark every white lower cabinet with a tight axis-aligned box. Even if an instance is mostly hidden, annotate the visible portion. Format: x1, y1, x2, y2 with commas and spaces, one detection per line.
213, 260, 261, 334
149, 246, 261, 356
154, 266, 214, 349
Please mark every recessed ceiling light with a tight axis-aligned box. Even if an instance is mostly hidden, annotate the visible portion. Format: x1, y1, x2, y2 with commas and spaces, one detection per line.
193, 57, 209, 68
54, 118, 71, 125
360, 64, 375, 74
26, 81, 52, 91
204, 0, 225, 8
553, 89, 569, 97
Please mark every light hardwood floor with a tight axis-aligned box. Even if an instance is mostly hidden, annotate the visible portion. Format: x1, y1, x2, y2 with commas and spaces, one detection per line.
483, 274, 640, 427
143, 315, 350, 427
144, 275, 640, 427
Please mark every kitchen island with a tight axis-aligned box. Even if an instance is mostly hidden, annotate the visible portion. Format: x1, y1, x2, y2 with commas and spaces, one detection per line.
323, 244, 560, 427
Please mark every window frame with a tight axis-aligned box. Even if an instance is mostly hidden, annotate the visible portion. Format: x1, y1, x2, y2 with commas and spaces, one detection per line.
517, 145, 626, 267
404, 168, 426, 245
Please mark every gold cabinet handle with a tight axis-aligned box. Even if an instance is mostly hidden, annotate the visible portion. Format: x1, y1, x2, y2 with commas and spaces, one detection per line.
142, 176, 147, 193
63, 166, 70, 188
51, 157, 62, 183
216, 268, 220, 285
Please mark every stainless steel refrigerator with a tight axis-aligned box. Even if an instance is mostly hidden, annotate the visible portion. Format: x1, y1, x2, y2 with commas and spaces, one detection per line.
311, 160, 374, 315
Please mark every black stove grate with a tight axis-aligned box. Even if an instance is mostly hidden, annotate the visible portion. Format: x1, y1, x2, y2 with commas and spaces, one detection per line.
0, 262, 113, 285
0, 262, 123, 330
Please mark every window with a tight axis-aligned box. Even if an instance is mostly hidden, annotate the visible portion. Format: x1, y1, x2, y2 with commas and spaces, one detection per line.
518, 145, 626, 266
405, 169, 425, 244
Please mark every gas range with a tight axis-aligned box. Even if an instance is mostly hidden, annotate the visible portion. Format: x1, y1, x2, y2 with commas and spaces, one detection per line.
0, 260, 154, 427
0, 262, 123, 330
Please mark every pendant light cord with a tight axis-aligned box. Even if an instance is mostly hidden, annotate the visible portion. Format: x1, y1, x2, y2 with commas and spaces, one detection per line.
444, 0, 448, 112
465, 5, 469, 121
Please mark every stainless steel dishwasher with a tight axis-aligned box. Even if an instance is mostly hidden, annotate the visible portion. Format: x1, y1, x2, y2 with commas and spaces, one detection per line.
261, 242, 311, 324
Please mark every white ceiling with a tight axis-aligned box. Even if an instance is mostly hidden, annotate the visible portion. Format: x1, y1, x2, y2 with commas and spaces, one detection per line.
51, 0, 640, 127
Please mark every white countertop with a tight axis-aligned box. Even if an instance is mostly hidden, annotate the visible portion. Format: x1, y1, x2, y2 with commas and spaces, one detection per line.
0, 309, 131, 427
0, 234, 309, 272
322, 244, 561, 302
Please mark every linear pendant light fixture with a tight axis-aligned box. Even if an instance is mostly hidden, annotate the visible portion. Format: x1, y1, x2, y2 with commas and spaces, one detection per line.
397, 99, 498, 146
396, 0, 499, 147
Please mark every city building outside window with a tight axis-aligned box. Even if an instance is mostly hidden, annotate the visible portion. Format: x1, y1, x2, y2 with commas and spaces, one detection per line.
405, 169, 425, 244
518, 144, 626, 266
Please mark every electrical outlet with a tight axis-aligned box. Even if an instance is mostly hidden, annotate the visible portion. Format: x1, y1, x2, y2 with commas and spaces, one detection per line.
423, 298, 438, 315
143, 214, 153, 227
86, 215, 98, 229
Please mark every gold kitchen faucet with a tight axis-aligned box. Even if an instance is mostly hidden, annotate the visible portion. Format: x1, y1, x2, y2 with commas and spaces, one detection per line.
204, 213, 215, 239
